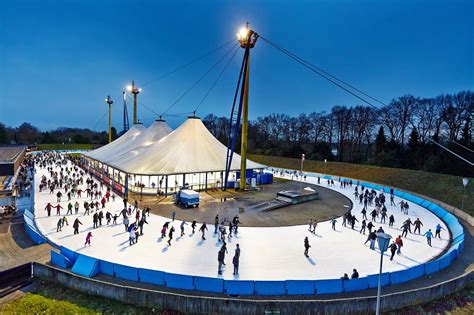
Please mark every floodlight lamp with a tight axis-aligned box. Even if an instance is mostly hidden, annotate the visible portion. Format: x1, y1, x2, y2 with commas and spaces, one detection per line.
127, 85, 132, 92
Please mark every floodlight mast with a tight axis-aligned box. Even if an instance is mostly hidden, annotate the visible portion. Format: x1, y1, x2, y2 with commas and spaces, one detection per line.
237, 22, 258, 190
105, 95, 114, 143
127, 81, 142, 124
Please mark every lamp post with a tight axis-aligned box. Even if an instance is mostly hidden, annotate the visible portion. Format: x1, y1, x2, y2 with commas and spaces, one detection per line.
127, 80, 142, 124
300, 153, 305, 190
237, 22, 258, 191
105, 95, 114, 143
324, 158, 327, 175
375, 232, 392, 315
461, 178, 469, 212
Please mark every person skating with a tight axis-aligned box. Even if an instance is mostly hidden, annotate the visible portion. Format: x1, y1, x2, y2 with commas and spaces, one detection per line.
360, 220, 366, 234
350, 215, 358, 230
367, 221, 374, 234
395, 235, 403, 254
129, 227, 135, 246
56, 218, 63, 232
308, 219, 313, 232
351, 269, 359, 279
92, 212, 98, 229
73, 218, 82, 235
214, 215, 219, 234
389, 215, 395, 228
199, 222, 208, 240
113, 214, 118, 225
55, 204, 63, 215
435, 224, 445, 238
389, 241, 397, 260
62, 216, 68, 227
370, 209, 377, 222
341, 273, 349, 280
161, 221, 170, 238
45, 202, 53, 216
367, 231, 377, 250
423, 229, 433, 246
105, 211, 112, 225
56, 191, 62, 202
74, 201, 79, 214
361, 208, 367, 220
138, 216, 148, 236
123, 216, 129, 232
304, 236, 311, 257
191, 220, 197, 234
218, 247, 225, 275
134, 225, 140, 243
330, 218, 337, 230
232, 250, 240, 275
84, 232, 92, 246
98, 211, 104, 226
172, 211, 176, 221
180, 220, 187, 237
413, 218, 423, 234
168, 226, 175, 246
66, 202, 73, 215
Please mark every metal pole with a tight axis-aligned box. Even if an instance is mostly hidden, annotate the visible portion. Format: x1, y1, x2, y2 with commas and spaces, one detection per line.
108, 103, 112, 143
376, 250, 384, 315
461, 185, 466, 212
133, 93, 138, 124
239, 51, 250, 190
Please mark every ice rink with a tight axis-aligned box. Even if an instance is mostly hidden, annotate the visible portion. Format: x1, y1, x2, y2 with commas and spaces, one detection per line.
33, 160, 449, 281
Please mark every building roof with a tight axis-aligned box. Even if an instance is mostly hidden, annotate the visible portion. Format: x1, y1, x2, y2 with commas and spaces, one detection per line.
107, 117, 265, 175
0, 146, 27, 164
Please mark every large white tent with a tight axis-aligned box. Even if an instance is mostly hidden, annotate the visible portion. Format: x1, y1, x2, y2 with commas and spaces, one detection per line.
85, 123, 146, 162
82, 116, 265, 195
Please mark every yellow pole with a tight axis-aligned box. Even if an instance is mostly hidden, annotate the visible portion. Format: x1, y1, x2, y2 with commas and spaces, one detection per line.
240, 53, 250, 190
108, 103, 112, 143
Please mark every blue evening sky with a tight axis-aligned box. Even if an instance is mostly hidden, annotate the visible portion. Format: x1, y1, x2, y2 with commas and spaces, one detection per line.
1, 0, 472, 131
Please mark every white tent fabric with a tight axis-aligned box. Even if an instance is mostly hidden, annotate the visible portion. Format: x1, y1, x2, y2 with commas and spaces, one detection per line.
132, 119, 173, 149
108, 117, 265, 175
84, 123, 146, 162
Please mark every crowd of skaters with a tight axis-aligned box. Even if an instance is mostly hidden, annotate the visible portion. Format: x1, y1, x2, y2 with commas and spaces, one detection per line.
34, 152, 244, 277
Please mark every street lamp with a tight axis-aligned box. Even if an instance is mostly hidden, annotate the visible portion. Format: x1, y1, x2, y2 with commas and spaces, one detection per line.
461, 178, 469, 212
127, 80, 142, 124
236, 22, 258, 191
375, 232, 392, 315
324, 158, 327, 175
300, 153, 305, 190
105, 95, 114, 143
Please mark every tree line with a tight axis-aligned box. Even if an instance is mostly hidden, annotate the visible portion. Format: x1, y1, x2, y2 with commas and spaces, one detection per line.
203, 90, 473, 177
0, 122, 117, 146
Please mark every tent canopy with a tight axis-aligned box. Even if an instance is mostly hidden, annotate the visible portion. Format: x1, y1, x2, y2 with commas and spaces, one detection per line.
108, 117, 265, 175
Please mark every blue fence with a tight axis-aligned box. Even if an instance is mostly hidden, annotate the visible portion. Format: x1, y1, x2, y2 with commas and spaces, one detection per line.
37, 175, 465, 296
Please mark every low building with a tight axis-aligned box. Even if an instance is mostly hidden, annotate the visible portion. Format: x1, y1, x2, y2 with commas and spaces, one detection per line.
0, 146, 27, 176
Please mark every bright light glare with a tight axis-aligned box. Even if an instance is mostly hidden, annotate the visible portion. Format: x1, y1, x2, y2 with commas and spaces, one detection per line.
237, 27, 248, 40
127, 85, 132, 92
138, 88, 142, 92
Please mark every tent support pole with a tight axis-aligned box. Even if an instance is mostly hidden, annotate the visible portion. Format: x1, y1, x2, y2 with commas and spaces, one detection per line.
205, 173, 208, 192
183, 174, 185, 187
165, 176, 168, 197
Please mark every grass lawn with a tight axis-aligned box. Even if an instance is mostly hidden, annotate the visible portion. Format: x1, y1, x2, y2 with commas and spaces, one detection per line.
37, 143, 94, 151
0, 281, 177, 314
249, 154, 474, 216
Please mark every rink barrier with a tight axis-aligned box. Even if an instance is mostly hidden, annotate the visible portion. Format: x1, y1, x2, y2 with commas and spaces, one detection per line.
31, 170, 465, 295
71, 254, 100, 278
342, 277, 369, 292
194, 276, 224, 293
254, 281, 286, 295
50, 250, 73, 269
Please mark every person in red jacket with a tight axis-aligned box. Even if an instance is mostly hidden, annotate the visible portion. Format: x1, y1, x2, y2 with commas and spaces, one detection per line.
45, 202, 53, 216
54, 204, 63, 215
395, 235, 404, 254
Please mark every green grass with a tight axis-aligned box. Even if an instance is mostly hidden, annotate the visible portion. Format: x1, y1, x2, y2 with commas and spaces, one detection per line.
0, 281, 171, 314
250, 154, 474, 216
37, 143, 94, 150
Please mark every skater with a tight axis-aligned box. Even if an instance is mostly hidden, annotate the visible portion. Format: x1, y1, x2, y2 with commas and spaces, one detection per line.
370, 209, 377, 222
55, 203, 63, 215
191, 220, 197, 234
172, 211, 176, 221
232, 250, 240, 275
106, 211, 112, 225
361, 208, 367, 220
304, 236, 311, 257
168, 226, 175, 246
84, 232, 92, 246
395, 235, 403, 254
350, 215, 358, 229
435, 224, 445, 238
341, 273, 349, 280
389, 214, 395, 228
180, 220, 187, 237
74, 201, 79, 214
360, 220, 366, 234
218, 247, 225, 275
368, 231, 377, 250
199, 222, 208, 240
66, 202, 73, 215
45, 202, 53, 216
351, 269, 359, 279
161, 222, 169, 239
138, 216, 148, 235
123, 215, 129, 232
129, 227, 135, 245
389, 241, 397, 260
93, 212, 99, 229
330, 218, 337, 230
367, 221, 374, 234
73, 218, 82, 235
98, 210, 104, 226
308, 219, 313, 232
214, 215, 219, 234
423, 229, 433, 246
56, 218, 63, 232
113, 214, 118, 225
413, 218, 423, 234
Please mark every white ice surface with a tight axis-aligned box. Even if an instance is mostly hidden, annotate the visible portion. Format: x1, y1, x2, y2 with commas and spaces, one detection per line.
34, 162, 449, 281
